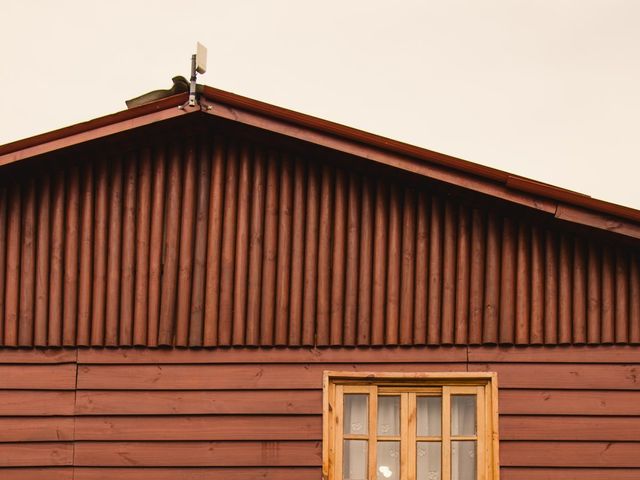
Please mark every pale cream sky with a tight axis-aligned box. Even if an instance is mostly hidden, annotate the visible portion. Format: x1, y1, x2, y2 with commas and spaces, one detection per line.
1, 1, 639, 209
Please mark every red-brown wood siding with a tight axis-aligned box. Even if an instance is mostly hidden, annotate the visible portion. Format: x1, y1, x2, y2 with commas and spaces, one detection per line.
0, 132, 639, 347
1, 346, 640, 479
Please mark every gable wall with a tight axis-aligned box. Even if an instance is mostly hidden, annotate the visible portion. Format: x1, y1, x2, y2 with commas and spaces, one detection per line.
0, 128, 639, 347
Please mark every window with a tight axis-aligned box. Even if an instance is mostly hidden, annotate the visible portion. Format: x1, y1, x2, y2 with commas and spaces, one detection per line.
323, 372, 499, 480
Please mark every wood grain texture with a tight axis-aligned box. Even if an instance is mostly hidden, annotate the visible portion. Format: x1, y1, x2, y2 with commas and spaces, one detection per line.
77, 363, 466, 390
0, 468, 72, 480
73, 441, 322, 467
1, 132, 639, 348
0, 391, 75, 416
74, 415, 321, 440
72, 467, 320, 480
500, 415, 640, 440
499, 389, 640, 415
0, 417, 74, 442
500, 441, 640, 467
74, 390, 321, 415
0, 364, 76, 389
0, 443, 73, 467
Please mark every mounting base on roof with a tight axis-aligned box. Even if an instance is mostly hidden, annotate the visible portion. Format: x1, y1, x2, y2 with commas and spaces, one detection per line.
182, 42, 208, 109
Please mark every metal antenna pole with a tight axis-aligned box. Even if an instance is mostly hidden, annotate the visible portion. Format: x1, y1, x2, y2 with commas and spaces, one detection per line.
188, 54, 197, 107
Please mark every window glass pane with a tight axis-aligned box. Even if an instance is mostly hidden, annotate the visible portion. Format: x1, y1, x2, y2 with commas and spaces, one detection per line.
452, 441, 476, 480
377, 441, 400, 480
417, 396, 442, 436
451, 395, 476, 436
377, 396, 400, 436
344, 394, 368, 435
417, 441, 441, 480
343, 440, 368, 480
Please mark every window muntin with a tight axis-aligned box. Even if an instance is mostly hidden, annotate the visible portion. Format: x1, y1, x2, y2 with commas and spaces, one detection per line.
324, 373, 498, 480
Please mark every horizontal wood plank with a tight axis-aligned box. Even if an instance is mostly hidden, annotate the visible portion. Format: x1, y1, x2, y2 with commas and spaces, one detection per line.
78, 347, 467, 364
73, 441, 321, 467
501, 415, 640, 441
469, 363, 640, 389
0, 391, 75, 416
0, 417, 74, 442
501, 467, 640, 480
0, 443, 73, 467
501, 441, 640, 467
500, 390, 640, 415
75, 415, 321, 440
73, 467, 320, 480
0, 349, 76, 364
0, 364, 77, 390
470, 346, 640, 363
0, 468, 73, 480
77, 363, 466, 390
75, 390, 322, 415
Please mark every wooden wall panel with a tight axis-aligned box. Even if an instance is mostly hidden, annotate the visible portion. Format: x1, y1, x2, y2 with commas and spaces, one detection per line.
0, 131, 638, 348
1, 346, 640, 477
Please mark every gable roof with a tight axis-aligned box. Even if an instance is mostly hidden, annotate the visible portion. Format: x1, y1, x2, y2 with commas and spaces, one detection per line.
1, 85, 639, 241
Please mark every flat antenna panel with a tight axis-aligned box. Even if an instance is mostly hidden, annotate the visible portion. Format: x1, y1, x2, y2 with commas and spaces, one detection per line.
196, 42, 207, 74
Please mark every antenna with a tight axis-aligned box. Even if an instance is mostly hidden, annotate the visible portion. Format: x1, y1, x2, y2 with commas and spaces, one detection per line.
188, 42, 208, 107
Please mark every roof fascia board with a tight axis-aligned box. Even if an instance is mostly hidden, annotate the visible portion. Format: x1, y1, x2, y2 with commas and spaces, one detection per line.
0, 93, 192, 167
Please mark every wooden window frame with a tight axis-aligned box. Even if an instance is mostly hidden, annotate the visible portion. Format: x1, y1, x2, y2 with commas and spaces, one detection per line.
323, 372, 500, 480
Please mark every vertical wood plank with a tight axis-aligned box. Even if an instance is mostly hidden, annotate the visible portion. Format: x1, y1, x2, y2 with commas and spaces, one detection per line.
454, 205, 470, 345
18, 178, 36, 345
275, 154, 293, 345
232, 143, 251, 345
175, 139, 197, 346
515, 222, 530, 345
289, 158, 307, 346
399, 188, 416, 345
105, 156, 123, 346
413, 191, 429, 345
316, 163, 333, 346
630, 255, 640, 344
260, 151, 279, 345
558, 234, 573, 344
119, 153, 137, 346
48, 172, 64, 346
246, 149, 266, 346
33, 177, 50, 346
468, 209, 485, 345
529, 225, 544, 345
158, 142, 183, 346
218, 141, 238, 346
371, 178, 388, 345
4, 183, 21, 346
189, 138, 211, 346
90, 158, 108, 346
386, 183, 402, 345
62, 165, 80, 345
441, 199, 456, 345
615, 248, 629, 343
544, 230, 558, 344
302, 160, 319, 346
428, 196, 443, 344
76, 161, 94, 346
330, 168, 347, 345
483, 212, 500, 344
499, 217, 516, 344
587, 241, 602, 344
601, 244, 615, 343
147, 146, 166, 346
572, 237, 587, 344
203, 137, 225, 346
133, 147, 152, 346
357, 176, 373, 345
343, 172, 360, 346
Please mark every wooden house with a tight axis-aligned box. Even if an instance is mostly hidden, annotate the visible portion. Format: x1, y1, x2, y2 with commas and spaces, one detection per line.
0, 84, 639, 480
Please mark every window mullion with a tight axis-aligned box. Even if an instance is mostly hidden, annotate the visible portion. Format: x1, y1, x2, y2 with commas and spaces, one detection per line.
400, 392, 409, 480
476, 386, 486, 480
407, 392, 417, 480
442, 386, 451, 480
368, 386, 378, 480
336, 385, 344, 480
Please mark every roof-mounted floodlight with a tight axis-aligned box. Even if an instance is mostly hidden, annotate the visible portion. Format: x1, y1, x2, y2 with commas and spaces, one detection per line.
188, 42, 208, 107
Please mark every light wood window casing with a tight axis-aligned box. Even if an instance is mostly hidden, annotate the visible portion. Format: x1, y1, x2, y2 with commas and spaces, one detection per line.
323, 372, 499, 480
